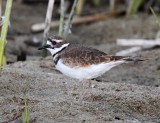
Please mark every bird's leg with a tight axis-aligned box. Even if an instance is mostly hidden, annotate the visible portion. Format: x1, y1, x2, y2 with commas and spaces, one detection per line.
79, 80, 93, 102
88, 80, 92, 88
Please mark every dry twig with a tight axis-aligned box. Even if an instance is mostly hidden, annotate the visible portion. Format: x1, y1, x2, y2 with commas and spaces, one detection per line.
64, 0, 78, 37
116, 38, 160, 56
42, 0, 55, 57
117, 39, 160, 46
116, 47, 142, 56
59, 0, 65, 36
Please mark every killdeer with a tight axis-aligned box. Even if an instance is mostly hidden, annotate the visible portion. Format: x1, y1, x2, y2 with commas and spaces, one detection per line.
38, 35, 143, 82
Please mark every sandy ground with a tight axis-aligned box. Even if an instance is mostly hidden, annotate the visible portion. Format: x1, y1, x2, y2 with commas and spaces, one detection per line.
0, 2, 160, 123
0, 50, 160, 123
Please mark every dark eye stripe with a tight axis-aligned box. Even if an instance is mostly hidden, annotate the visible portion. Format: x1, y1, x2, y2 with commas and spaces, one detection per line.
48, 38, 52, 42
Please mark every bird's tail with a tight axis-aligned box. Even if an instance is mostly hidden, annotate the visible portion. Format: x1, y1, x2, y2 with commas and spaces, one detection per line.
122, 56, 144, 62
110, 56, 145, 62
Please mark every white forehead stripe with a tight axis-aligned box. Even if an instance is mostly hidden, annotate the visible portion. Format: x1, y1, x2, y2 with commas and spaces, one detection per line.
53, 39, 63, 43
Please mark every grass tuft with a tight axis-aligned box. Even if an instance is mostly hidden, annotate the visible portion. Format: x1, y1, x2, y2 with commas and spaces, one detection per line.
22, 96, 30, 123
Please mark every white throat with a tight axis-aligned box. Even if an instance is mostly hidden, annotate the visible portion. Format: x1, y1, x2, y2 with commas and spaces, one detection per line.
47, 42, 70, 56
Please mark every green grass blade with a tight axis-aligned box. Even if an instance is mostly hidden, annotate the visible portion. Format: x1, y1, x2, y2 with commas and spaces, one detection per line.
127, 0, 144, 15
0, 0, 13, 74
150, 7, 160, 28
93, 0, 101, 6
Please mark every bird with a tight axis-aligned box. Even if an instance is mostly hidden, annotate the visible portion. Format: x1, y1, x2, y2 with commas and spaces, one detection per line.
38, 35, 143, 86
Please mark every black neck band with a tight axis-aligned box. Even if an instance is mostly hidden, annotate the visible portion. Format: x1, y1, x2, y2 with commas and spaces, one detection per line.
52, 44, 69, 58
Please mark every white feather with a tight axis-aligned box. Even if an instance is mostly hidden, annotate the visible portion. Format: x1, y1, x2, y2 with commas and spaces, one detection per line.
56, 59, 125, 80
46, 40, 53, 46
46, 41, 69, 56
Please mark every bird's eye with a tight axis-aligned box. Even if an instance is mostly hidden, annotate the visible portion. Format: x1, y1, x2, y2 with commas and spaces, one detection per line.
52, 41, 56, 45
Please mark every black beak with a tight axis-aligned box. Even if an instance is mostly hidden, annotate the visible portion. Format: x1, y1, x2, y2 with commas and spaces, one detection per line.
38, 45, 50, 50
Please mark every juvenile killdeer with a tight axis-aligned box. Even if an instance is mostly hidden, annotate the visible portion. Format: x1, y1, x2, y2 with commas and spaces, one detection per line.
38, 35, 143, 82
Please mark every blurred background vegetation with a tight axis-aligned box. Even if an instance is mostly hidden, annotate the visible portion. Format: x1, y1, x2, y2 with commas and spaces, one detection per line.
0, 0, 160, 72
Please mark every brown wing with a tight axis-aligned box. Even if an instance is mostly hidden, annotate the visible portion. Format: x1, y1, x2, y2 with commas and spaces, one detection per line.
59, 45, 123, 67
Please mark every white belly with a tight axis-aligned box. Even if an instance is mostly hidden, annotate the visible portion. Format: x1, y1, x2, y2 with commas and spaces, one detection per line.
55, 59, 125, 80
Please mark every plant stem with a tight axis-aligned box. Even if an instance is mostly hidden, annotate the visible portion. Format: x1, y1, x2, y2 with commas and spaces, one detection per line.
127, 0, 144, 15
42, 0, 55, 57
110, 0, 116, 13
93, 0, 101, 6
64, 0, 78, 37
150, 7, 160, 28
59, 0, 65, 36
22, 96, 29, 123
76, 0, 85, 15
0, 0, 2, 16
0, 0, 13, 74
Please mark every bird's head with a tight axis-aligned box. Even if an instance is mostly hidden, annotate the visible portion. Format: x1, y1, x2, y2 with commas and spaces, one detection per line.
38, 35, 69, 56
